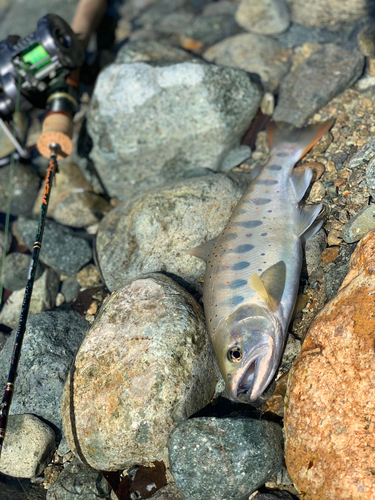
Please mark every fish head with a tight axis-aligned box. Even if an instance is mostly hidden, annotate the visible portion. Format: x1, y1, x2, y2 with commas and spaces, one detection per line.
213, 304, 283, 403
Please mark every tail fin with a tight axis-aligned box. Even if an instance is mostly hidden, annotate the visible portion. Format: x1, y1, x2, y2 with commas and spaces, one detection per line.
267, 119, 334, 161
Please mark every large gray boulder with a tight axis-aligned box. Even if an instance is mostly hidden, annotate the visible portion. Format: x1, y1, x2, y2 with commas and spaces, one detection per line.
87, 59, 262, 201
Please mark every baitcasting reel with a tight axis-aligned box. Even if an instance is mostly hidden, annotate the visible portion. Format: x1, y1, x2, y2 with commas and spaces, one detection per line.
0, 14, 85, 160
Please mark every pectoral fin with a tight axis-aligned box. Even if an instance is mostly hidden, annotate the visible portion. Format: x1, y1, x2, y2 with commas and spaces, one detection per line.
248, 273, 277, 311
186, 237, 217, 262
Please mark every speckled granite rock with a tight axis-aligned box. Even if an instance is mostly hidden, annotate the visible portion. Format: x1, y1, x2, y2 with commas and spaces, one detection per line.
61, 274, 221, 471
286, 0, 374, 30
0, 163, 40, 216
116, 39, 194, 64
235, 0, 290, 35
53, 192, 111, 228
16, 216, 92, 276
255, 492, 299, 500
365, 154, 375, 196
274, 44, 364, 126
181, 11, 238, 47
149, 483, 185, 500
87, 60, 261, 201
285, 229, 375, 499
2, 252, 44, 291
0, 268, 60, 328
203, 33, 291, 91
342, 204, 375, 242
0, 414, 55, 478
96, 174, 247, 293
168, 417, 284, 500
0, 310, 88, 430
46, 459, 111, 500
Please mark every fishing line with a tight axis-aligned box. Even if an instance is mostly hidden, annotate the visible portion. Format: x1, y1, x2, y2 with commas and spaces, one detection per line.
0, 74, 22, 305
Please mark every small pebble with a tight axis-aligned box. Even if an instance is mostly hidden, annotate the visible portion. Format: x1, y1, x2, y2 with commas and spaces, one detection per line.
76, 264, 102, 288
327, 228, 343, 246
321, 246, 339, 263
342, 205, 375, 243
307, 181, 325, 203
235, 0, 290, 35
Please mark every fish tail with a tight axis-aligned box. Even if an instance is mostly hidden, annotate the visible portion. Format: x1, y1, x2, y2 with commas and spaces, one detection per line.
267, 119, 334, 161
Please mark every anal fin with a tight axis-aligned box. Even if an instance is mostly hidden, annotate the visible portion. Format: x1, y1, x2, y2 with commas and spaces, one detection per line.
294, 204, 322, 239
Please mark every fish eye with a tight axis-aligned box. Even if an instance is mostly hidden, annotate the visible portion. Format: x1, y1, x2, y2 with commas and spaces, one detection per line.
227, 346, 243, 363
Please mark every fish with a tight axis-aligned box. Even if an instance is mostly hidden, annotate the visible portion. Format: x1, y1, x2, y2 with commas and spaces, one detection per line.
190, 119, 334, 403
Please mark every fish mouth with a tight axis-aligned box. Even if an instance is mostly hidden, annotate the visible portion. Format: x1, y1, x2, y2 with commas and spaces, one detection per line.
230, 344, 270, 402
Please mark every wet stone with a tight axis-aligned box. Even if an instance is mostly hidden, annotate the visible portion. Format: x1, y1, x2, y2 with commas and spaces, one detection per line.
346, 139, 375, 169
181, 12, 238, 47
323, 244, 356, 300
274, 44, 364, 126
365, 155, 375, 197
235, 0, 291, 35
255, 492, 299, 500
221, 145, 252, 172
168, 417, 284, 500
275, 23, 349, 48
342, 205, 375, 243
116, 39, 194, 64
16, 216, 92, 276
0, 310, 89, 430
0, 163, 40, 216
0, 414, 55, 478
358, 23, 375, 57
3, 252, 44, 291
149, 483, 185, 499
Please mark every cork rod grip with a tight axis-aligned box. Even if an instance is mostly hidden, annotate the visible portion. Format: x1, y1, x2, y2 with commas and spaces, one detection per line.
37, 112, 74, 159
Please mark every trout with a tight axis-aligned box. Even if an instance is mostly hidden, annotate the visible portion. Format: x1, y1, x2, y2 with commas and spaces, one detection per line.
191, 120, 334, 403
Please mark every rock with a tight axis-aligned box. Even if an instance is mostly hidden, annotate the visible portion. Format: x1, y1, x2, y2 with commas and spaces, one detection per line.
87, 60, 261, 202
365, 155, 375, 196
76, 264, 102, 288
32, 159, 93, 218
305, 228, 326, 282
235, 0, 291, 35
286, 0, 374, 30
0, 268, 60, 328
342, 205, 375, 243
168, 417, 284, 500
306, 181, 325, 203
149, 483, 185, 499
96, 174, 246, 292
0, 414, 55, 478
0, 0, 79, 40
53, 192, 111, 228
181, 12, 238, 47
156, 10, 195, 36
276, 23, 349, 48
46, 458, 111, 500
0, 227, 12, 262
356, 74, 375, 91
0, 163, 40, 216
221, 145, 252, 172
255, 492, 299, 500
61, 274, 221, 471
273, 44, 364, 126
116, 39, 194, 64
358, 23, 375, 57
347, 139, 375, 169
0, 310, 88, 430
203, 33, 291, 92
285, 229, 375, 500
61, 276, 81, 303
323, 244, 355, 300
320, 246, 339, 263
0, 474, 46, 500
15, 216, 92, 276
2, 252, 44, 291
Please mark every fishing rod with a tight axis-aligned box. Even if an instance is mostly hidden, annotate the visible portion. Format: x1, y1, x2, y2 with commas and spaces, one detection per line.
0, 14, 85, 458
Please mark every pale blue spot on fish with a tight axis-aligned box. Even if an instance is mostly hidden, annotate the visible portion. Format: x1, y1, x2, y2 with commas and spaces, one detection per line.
234, 244, 254, 253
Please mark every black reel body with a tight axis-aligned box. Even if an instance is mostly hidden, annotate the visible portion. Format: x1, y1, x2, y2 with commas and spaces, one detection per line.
0, 14, 84, 119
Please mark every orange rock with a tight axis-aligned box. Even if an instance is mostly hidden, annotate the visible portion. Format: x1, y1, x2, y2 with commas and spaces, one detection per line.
285, 229, 375, 500
320, 246, 339, 263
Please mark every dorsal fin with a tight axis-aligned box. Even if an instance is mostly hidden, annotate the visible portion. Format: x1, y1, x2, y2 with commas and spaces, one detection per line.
248, 273, 277, 311
186, 238, 217, 262
267, 119, 334, 161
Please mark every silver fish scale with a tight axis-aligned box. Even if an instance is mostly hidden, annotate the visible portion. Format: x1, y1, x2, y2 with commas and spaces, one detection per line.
204, 146, 303, 339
